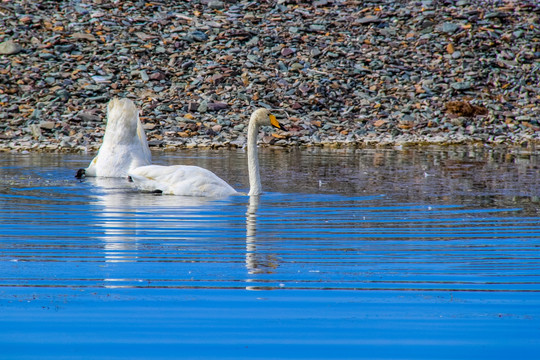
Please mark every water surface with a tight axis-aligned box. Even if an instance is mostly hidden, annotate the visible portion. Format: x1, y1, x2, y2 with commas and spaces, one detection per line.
1, 147, 539, 359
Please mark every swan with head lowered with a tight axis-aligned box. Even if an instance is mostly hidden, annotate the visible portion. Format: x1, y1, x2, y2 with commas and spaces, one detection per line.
128, 108, 286, 197
76, 98, 151, 178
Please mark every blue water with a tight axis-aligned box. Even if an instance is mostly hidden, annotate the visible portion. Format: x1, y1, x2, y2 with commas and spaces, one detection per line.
1, 148, 539, 359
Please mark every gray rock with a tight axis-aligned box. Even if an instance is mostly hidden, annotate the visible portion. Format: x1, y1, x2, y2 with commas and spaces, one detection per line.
38, 52, 55, 60
309, 24, 326, 32
356, 16, 382, 25
440, 22, 460, 34
55, 44, 75, 53
451, 82, 472, 91
77, 112, 101, 122
139, 70, 149, 82
28, 124, 42, 139
0, 40, 22, 55
186, 31, 208, 42
207, 1, 225, 9
198, 101, 208, 113
39, 121, 55, 130
56, 89, 70, 101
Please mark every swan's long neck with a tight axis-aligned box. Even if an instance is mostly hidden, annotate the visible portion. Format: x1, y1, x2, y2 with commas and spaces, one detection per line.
247, 117, 262, 196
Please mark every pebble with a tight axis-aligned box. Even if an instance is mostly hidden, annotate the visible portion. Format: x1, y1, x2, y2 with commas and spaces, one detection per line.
0, 40, 22, 55
0, 0, 538, 153
451, 82, 472, 91
440, 23, 460, 34
39, 121, 55, 130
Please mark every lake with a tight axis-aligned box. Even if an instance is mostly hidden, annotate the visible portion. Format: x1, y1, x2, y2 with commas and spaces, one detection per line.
1, 146, 539, 359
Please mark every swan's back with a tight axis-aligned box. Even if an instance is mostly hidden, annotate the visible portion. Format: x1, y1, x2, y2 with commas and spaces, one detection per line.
86, 98, 151, 177
129, 165, 238, 198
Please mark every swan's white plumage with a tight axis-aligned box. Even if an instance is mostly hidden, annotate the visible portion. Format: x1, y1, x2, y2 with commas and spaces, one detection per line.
128, 108, 284, 198
129, 164, 238, 198
85, 98, 151, 177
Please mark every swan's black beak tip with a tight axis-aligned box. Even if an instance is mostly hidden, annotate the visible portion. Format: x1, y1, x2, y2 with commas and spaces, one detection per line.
75, 168, 86, 179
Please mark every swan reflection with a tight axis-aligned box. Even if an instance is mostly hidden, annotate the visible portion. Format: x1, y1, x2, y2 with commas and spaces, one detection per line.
89, 177, 141, 264
87, 176, 281, 289
88, 177, 216, 288
245, 195, 279, 290
90, 177, 215, 263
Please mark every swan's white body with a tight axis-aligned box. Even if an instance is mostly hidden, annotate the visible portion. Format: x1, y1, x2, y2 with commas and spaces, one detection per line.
129, 164, 238, 197
129, 108, 284, 198
85, 98, 151, 177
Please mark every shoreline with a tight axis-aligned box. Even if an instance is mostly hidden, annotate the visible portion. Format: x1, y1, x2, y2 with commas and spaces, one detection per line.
1, 135, 538, 154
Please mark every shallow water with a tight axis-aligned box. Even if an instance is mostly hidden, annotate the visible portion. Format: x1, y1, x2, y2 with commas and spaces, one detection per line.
1, 146, 539, 359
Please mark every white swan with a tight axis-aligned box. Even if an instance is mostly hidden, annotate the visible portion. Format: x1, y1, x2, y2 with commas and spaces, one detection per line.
128, 108, 285, 197
77, 98, 151, 178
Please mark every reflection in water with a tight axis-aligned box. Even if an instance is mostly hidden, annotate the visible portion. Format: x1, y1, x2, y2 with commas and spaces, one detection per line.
89, 177, 140, 264
0, 146, 538, 293
245, 196, 279, 290
87, 176, 220, 287
88, 177, 141, 289
245, 195, 258, 275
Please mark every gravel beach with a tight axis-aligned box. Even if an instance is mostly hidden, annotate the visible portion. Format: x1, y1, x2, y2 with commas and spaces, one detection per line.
0, 0, 539, 152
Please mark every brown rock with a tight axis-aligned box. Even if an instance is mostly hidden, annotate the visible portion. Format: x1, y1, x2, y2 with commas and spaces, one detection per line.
207, 102, 228, 111
281, 48, 295, 57
149, 72, 166, 81
445, 101, 488, 117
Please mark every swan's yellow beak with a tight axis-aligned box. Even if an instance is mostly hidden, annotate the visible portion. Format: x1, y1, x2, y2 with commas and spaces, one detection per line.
270, 114, 286, 130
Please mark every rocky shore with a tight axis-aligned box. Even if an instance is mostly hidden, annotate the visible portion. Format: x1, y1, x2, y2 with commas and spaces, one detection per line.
0, 0, 539, 152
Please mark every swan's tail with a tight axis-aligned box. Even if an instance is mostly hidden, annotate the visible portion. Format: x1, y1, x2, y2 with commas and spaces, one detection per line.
107, 98, 138, 127
104, 98, 151, 165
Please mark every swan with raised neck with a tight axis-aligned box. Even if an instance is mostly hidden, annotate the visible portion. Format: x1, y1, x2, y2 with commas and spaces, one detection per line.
128, 108, 285, 197
76, 98, 151, 178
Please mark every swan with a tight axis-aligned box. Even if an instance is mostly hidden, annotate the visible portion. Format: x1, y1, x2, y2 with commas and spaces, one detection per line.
128, 108, 285, 197
76, 98, 152, 178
